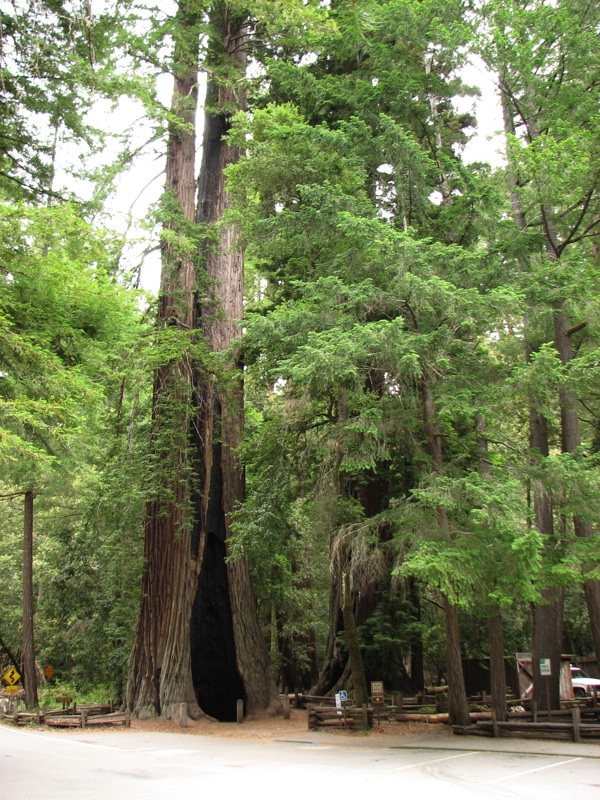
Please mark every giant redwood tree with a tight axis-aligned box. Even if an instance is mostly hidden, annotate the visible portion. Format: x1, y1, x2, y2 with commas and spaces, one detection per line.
190, 2, 280, 721
126, 1, 203, 718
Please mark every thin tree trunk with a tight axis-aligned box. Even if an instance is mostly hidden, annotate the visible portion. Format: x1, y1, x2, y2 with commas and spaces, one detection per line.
489, 610, 507, 722
409, 577, 425, 691
476, 413, 507, 721
191, 5, 279, 719
422, 376, 470, 726
127, 1, 201, 719
529, 398, 563, 711
22, 489, 38, 710
501, 85, 563, 710
553, 306, 600, 660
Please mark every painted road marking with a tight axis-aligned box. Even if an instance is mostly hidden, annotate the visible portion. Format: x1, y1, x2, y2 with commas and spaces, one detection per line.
481, 757, 583, 785
386, 751, 480, 772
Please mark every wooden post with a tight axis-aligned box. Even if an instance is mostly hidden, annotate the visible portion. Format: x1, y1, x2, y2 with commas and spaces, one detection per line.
177, 703, 187, 728
593, 687, 598, 709
81, 709, 87, 729
531, 699, 537, 723
398, 693, 404, 712
236, 699, 244, 724
362, 703, 369, 730
282, 694, 290, 720
572, 707, 581, 743
125, 709, 131, 728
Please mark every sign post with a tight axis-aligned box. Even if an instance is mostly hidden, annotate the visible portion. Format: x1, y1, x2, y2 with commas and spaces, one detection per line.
371, 681, 384, 726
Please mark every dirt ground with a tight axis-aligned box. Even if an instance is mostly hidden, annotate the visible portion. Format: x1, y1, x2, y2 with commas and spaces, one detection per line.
3, 703, 451, 742
125, 709, 449, 742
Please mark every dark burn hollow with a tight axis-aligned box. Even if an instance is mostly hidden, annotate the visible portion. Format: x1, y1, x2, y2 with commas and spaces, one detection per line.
191, 418, 246, 722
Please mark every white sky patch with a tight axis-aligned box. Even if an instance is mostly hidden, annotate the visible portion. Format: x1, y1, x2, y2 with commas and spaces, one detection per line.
455, 55, 505, 168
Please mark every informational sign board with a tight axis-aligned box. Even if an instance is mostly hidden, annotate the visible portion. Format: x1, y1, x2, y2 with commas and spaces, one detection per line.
338, 690, 347, 703
371, 681, 385, 704
44, 664, 55, 680
539, 658, 552, 676
335, 693, 342, 709
4, 685, 18, 694
2, 667, 20, 686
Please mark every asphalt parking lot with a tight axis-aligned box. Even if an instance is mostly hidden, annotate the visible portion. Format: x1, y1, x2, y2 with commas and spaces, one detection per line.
2, 723, 599, 800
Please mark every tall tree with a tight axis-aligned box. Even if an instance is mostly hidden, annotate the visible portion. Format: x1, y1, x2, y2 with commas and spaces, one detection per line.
126, 0, 203, 719
473, 0, 600, 706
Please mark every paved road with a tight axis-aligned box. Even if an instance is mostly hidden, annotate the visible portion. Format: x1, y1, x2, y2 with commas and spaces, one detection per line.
2, 724, 600, 800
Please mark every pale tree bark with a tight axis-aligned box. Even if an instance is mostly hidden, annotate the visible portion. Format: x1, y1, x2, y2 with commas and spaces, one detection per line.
190, 4, 279, 720
127, 2, 202, 719
22, 489, 38, 710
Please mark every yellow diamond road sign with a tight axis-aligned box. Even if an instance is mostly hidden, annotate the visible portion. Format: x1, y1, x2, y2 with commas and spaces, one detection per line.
2, 667, 20, 686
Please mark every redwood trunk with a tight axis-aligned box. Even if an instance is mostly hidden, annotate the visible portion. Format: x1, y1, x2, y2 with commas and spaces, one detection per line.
191, 8, 279, 720
309, 571, 347, 696
341, 570, 369, 709
22, 489, 38, 709
127, 3, 201, 719
443, 596, 471, 726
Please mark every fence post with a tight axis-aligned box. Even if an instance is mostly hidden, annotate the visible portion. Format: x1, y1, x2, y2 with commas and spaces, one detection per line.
572, 707, 581, 743
282, 694, 291, 720
237, 699, 244, 724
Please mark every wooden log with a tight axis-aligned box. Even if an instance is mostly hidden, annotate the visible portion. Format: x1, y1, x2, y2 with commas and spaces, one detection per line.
84, 713, 129, 727
44, 716, 81, 728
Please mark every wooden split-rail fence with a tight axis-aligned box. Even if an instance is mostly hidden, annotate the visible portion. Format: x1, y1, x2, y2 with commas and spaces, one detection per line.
458, 702, 600, 743
1, 697, 130, 729
308, 704, 373, 731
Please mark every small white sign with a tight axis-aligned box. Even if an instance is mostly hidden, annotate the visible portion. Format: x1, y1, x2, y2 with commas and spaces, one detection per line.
335, 693, 342, 708
539, 658, 552, 676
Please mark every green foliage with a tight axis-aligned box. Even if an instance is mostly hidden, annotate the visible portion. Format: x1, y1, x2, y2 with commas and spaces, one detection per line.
0, 200, 151, 696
